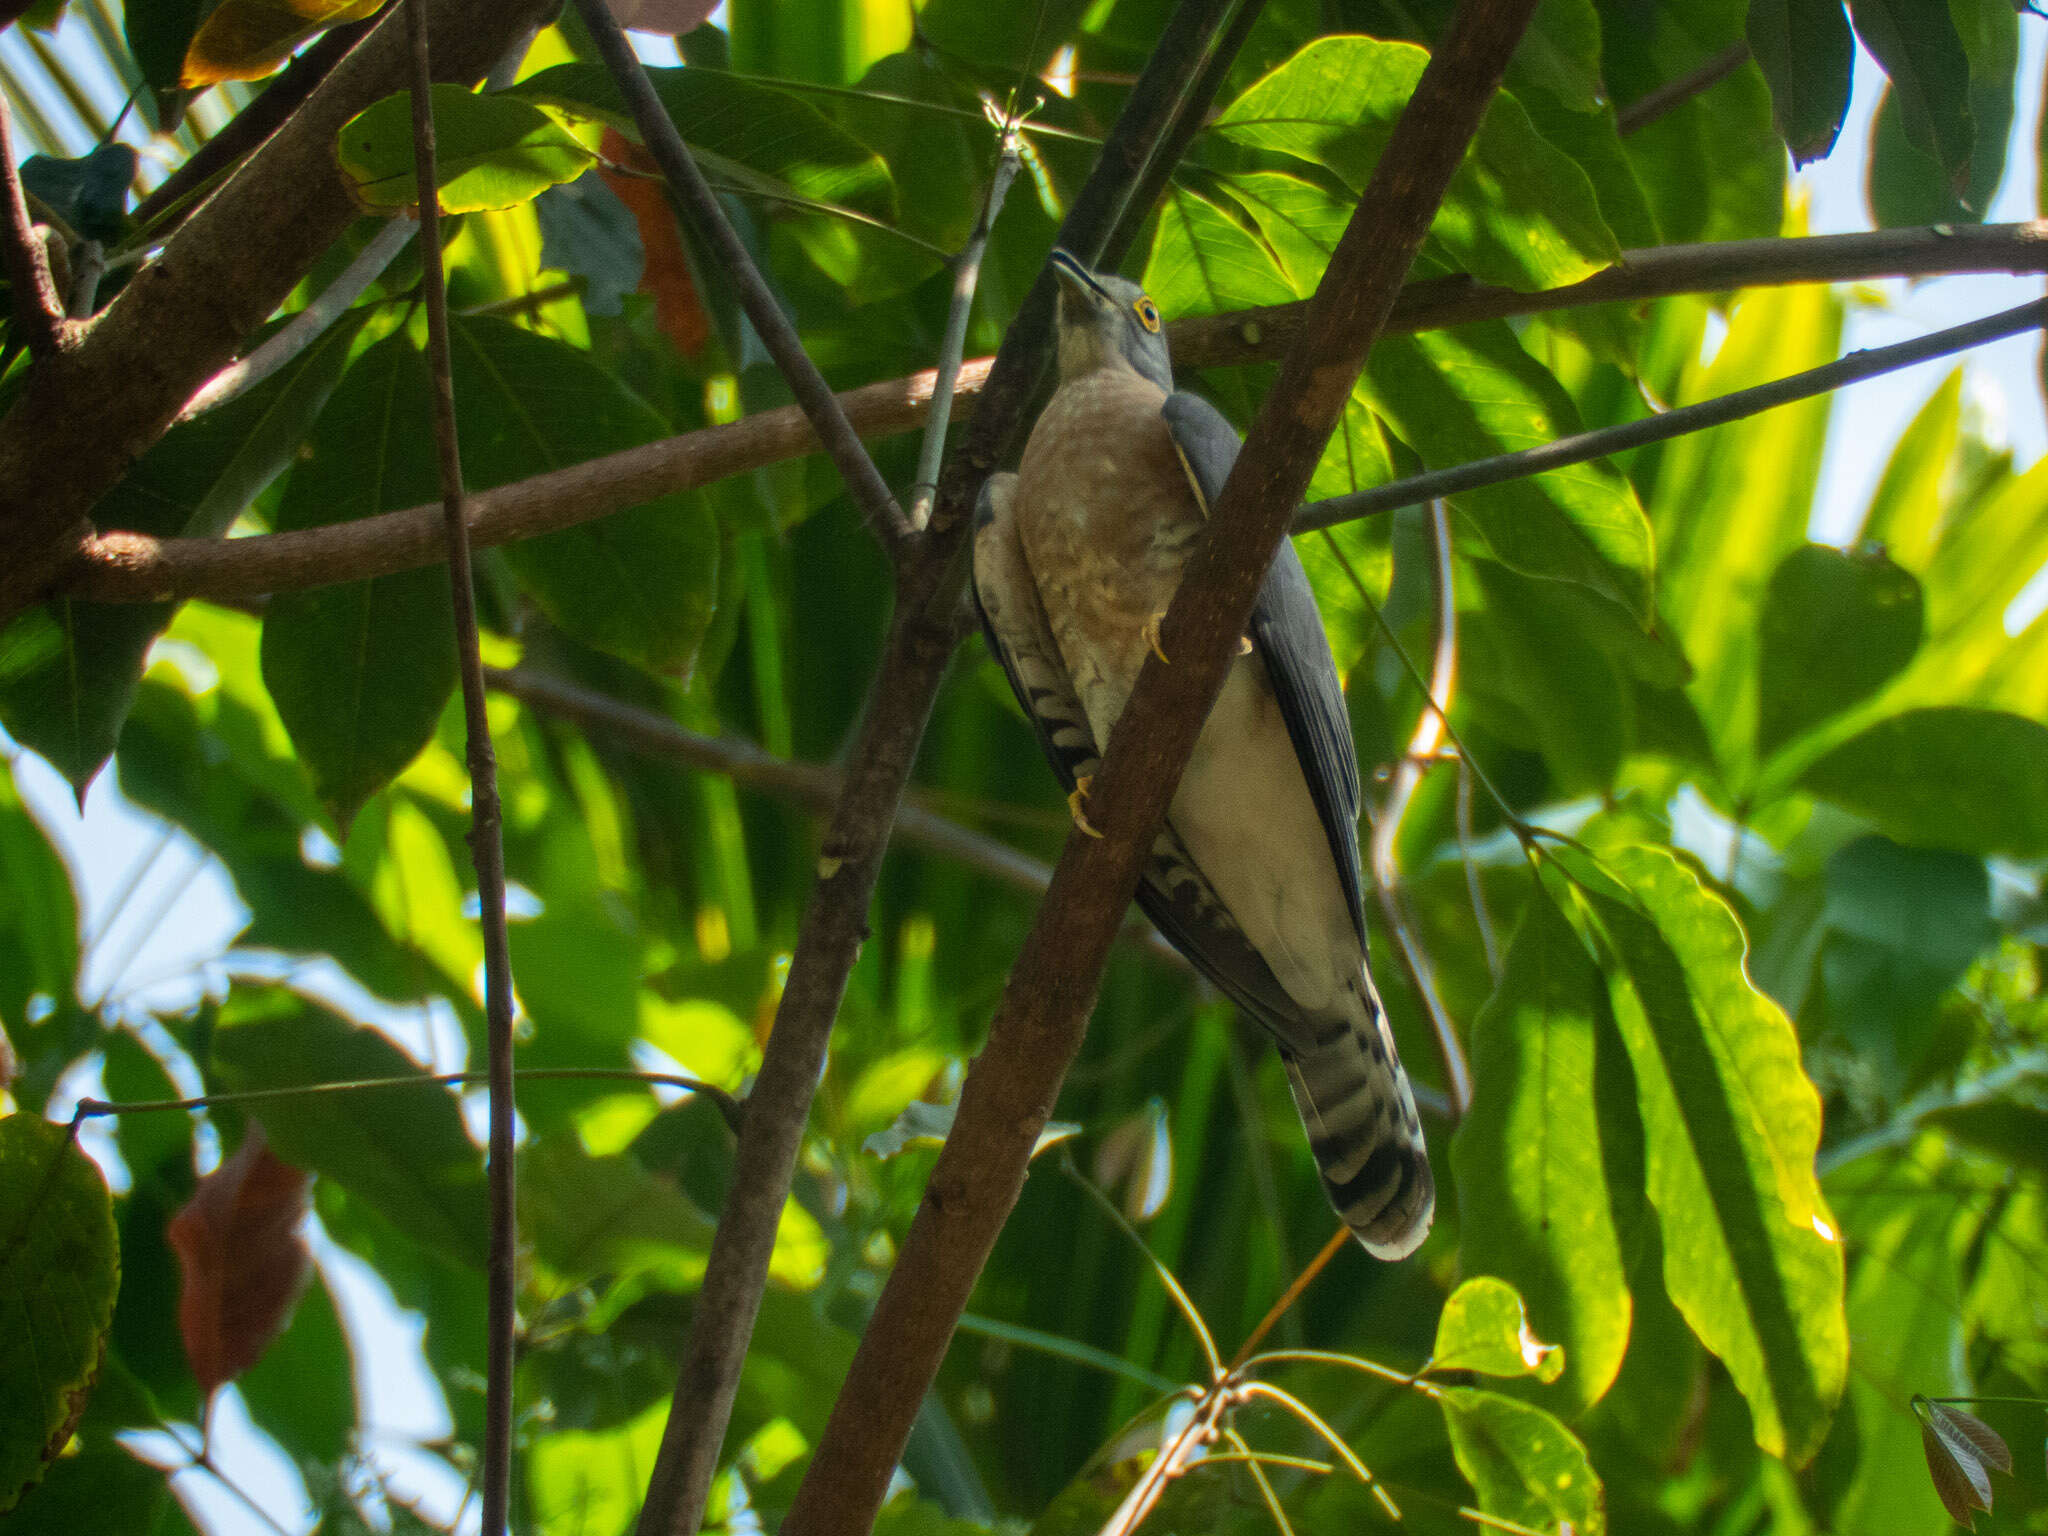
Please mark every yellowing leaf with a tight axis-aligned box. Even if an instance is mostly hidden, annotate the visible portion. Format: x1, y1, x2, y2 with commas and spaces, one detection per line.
182, 0, 381, 87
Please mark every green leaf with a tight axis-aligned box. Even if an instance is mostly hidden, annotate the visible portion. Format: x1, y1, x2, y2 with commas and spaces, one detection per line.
1647, 283, 1843, 780
527, 1394, 666, 1536
1848, 0, 1976, 191
0, 306, 367, 796
180, 0, 379, 87
1859, 368, 1962, 570
18, 145, 136, 244
863, 1100, 1080, 1161
448, 316, 719, 677
1431, 1276, 1566, 1383
1141, 184, 1296, 319
1747, 0, 1855, 163
1819, 835, 1992, 1090
1216, 36, 1619, 291
1438, 1386, 1605, 1536
238, 1271, 354, 1466
207, 991, 489, 1269
336, 85, 594, 214
512, 63, 894, 219
0, 766, 79, 1045
1575, 844, 1847, 1465
1870, 0, 2016, 227
259, 331, 457, 830
1798, 708, 2048, 856
519, 1131, 715, 1299
1821, 1168, 1972, 1534
0, 1113, 119, 1514
1756, 543, 1924, 760
1366, 323, 1654, 617
1452, 881, 1632, 1414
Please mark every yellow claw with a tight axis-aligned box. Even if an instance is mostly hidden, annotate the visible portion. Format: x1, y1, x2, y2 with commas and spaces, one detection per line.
1142, 613, 1170, 665
1067, 775, 1104, 838
1236, 635, 1254, 656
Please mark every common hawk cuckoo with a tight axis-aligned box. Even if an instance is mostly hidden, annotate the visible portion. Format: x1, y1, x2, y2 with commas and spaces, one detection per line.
971, 249, 1433, 1259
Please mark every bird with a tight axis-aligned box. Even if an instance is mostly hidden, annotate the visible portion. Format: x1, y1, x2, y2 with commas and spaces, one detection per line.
971, 248, 1433, 1259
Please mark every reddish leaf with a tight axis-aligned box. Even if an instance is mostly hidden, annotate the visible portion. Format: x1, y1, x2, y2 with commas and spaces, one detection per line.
1919, 1416, 1994, 1529
167, 1127, 314, 1397
1929, 1402, 2015, 1477
598, 129, 709, 357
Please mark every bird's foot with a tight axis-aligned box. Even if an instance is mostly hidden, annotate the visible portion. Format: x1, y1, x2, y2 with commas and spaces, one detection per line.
1067, 776, 1104, 838
1142, 613, 1170, 664
1236, 634, 1254, 656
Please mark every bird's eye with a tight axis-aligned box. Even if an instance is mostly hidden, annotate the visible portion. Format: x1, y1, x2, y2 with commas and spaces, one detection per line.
1134, 297, 1161, 333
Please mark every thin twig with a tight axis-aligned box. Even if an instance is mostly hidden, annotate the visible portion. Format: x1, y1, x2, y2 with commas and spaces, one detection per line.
74, 1066, 742, 1128
0, 88, 65, 358
908, 124, 1022, 531
487, 664, 1186, 965
180, 217, 415, 420
567, 0, 911, 550
1456, 761, 1500, 979
1227, 1226, 1349, 1371
1617, 41, 1751, 136
1294, 294, 2048, 534
65, 223, 2048, 607
780, 6, 1538, 1533
1364, 502, 1473, 1119
402, 7, 517, 1532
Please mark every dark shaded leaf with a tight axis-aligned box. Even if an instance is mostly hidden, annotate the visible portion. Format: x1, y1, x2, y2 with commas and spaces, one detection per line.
1847, 0, 1975, 187
1747, 0, 1855, 163
259, 331, 457, 830
208, 991, 488, 1269
1756, 543, 1923, 759
19, 145, 135, 244
534, 173, 644, 317
1920, 1414, 1995, 1527
0, 1113, 118, 1513
1798, 708, 2048, 856
166, 1125, 313, 1398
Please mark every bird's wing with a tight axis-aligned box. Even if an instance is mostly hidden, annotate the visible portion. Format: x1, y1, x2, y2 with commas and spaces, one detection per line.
971, 469, 1308, 1034
1160, 391, 1370, 944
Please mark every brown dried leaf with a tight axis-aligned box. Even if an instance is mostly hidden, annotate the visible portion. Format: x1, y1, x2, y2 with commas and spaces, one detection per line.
598, 129, 709, 358
1927, 1402, 2014, 1477
1920, 1416, 1994, 1529
166, 1126, 314, 1397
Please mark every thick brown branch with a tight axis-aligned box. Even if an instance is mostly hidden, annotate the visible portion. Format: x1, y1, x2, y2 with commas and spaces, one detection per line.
62, 221, 2048, 607
777, 2, 1540, 1532
0, 0, 554, 626
0, 90, 67, 359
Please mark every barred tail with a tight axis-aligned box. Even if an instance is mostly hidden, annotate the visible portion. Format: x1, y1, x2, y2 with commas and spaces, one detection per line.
1280, 992, 1433, 1259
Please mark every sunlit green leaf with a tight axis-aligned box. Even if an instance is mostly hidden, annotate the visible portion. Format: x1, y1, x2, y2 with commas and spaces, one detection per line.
1430, 1276, 1566, 1383
1216, 36, 1619, 290
337, 86, 596, 215
520, 1131, 715, 1297
527, 1393, 665, 1536
1439, 1385, 1605, 1535
1859, 368, 1961, 570
1453, 880, 1632, 1414
1572, 844, 1847, 1465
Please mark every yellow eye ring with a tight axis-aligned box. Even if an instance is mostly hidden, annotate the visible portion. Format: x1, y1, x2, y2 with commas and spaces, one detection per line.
1134, 297, 1161, 333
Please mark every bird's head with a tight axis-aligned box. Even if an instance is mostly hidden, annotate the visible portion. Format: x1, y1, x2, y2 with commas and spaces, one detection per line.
1049, 249, 1173, 391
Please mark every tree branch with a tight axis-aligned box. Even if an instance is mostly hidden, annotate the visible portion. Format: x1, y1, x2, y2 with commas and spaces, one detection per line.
630, 5, 1257, 1529
568, 0, 912, 551
0, 89, 67, 360
778, 3, 1539, 1532
62, 221, 2048, 606
0, 0, 555, 626
402, 6, 518, 1532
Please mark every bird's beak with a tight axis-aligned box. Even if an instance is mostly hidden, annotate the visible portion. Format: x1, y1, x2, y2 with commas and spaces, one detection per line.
1049, 248, 1106, 307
